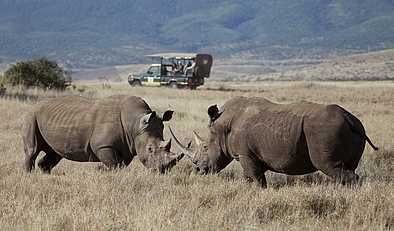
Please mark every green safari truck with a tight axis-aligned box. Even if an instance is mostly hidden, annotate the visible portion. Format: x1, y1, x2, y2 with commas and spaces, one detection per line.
128, 53, 213, 89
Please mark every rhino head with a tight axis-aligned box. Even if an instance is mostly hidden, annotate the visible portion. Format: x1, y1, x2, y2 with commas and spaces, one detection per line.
169, 104, 232, 174
128, 110, 184, 173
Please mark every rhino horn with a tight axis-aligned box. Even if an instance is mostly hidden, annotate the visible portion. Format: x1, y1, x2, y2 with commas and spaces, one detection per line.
168, 126, 196, 161
160, 153, 185, 173
160, 139, 172, 151
193, 131, 204, 146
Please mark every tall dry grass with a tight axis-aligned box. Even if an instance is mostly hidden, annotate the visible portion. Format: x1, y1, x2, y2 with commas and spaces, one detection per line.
0, 82, 393, 230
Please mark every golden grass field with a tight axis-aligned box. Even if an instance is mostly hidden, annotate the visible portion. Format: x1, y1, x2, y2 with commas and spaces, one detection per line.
0, 81, 393, 230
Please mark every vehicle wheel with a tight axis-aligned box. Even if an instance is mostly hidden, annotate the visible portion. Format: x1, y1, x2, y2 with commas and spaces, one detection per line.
169, 82, 178, 89
131, 80, 142, 87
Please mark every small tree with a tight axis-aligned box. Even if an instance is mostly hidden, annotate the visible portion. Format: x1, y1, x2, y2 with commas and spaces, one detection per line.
3, 58, 69, 89
0, 73, 5, 93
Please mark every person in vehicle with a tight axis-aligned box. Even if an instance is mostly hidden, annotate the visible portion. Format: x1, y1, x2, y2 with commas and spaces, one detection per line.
173, 61, 184, 74
184, 59, 195, 76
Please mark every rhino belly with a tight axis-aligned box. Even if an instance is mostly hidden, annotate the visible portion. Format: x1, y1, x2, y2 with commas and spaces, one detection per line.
38, 123, 98, 162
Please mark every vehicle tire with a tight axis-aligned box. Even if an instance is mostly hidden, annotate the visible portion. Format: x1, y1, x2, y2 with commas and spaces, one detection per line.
169, 82, 178, 89
131, 80, 142, 87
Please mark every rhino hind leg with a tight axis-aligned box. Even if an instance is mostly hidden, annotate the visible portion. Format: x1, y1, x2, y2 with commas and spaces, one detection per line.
23, 115, 43, 172
38, 149, 62, 174
311, 158, 360, 185
324, 167, 360, 185
239, 154, 268, 188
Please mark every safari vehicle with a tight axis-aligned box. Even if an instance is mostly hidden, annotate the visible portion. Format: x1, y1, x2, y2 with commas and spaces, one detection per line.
128, 53, 213, 89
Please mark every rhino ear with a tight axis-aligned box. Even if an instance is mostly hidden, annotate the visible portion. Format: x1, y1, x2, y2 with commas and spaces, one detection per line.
208, 105, 219, 119
140, 111, 156, 128
208, 105, 223, 126
162, 110, 174, 122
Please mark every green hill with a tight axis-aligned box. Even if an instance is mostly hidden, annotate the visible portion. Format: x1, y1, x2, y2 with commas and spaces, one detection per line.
0, 0, 394, 67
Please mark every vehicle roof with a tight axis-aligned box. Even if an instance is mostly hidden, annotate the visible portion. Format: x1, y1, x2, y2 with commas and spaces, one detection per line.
146, 53, 197, 60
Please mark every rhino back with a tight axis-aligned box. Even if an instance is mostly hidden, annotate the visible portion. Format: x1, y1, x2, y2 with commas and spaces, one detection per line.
221, 98, 318, 172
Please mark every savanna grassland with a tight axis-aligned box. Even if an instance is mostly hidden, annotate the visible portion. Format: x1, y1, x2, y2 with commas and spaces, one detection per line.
0, 82, 393, 230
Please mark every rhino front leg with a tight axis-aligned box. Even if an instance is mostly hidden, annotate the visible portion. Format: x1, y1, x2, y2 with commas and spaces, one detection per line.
95, 147, 124, 169
239, 154, 267, 188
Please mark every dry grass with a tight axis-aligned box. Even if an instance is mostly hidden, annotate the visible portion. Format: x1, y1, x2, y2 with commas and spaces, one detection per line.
1, 82, 393, 230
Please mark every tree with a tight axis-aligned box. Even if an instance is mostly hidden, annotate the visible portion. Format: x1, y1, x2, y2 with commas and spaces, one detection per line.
3, 58, 70, 89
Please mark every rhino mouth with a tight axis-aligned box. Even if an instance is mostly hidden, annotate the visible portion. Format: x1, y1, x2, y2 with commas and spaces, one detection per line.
194, 165, 209, 174
159, 153, 185, 174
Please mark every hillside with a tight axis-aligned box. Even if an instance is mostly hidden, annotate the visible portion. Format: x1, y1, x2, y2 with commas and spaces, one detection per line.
1, 0, 394, 67
213, 49, 394, 81
64, 49, 394, 83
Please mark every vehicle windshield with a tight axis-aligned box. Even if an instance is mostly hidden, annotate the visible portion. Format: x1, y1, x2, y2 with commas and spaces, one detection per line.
147, 66, 160, 75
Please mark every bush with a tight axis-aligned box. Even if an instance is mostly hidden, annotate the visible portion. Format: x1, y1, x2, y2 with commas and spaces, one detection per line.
3, 58, 70, 89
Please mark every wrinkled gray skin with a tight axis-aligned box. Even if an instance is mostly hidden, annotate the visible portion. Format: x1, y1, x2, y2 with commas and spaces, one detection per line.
171, 96, 378, 187
23, 95, 184, 174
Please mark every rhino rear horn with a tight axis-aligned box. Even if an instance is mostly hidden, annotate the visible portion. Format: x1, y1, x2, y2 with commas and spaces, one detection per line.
160, 139, 172, 151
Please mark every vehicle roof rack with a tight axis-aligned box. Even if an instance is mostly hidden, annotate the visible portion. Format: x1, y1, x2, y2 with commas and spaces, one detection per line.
145, 53, 197, 60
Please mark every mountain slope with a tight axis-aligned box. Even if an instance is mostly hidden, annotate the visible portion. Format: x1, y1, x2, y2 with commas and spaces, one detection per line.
0, 0, 394, 67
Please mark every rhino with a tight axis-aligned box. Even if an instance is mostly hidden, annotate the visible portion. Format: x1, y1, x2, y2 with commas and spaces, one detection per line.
23, 95, 184, 174
170, 96, 378, 187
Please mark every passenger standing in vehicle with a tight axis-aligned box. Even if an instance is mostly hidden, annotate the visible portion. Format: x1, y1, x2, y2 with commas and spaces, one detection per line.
184, 59, 195, 76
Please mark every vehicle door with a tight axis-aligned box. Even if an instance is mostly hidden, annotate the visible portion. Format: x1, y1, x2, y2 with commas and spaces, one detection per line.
144, 66, 161, 86
195, 54, 213, 78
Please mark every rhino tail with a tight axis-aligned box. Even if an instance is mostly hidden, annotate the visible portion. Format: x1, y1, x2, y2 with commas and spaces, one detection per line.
343, 113, 379, 151
364, 134, 379, 150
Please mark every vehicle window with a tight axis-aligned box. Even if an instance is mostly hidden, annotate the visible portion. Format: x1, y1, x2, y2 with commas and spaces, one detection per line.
147, 66, 160, 75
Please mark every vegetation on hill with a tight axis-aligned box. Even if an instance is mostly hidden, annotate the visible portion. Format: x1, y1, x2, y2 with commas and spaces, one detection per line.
3, 58, 69, 89
0, 0, 394, 67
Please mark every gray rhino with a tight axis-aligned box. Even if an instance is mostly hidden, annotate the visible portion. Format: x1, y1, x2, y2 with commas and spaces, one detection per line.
171, 96, 378, 187
23, 95, 184, 174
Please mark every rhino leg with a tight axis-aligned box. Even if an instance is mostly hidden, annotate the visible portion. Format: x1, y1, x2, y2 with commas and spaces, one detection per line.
239, 154, 267, 188
321, 166, 359, 185
38, 149, 62, 174
309, 151, 360, 185
23, 114, 42, 172
95, 147, 123, 169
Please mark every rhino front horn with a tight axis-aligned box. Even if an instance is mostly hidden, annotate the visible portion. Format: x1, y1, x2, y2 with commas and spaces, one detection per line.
168, 126, 196, 161
193, 131, 204, 146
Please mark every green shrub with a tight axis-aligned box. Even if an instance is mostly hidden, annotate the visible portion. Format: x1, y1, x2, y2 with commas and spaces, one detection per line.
3, 58, 70, 89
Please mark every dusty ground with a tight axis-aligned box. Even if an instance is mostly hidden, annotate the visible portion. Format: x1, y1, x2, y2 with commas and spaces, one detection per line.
0, 82, 393, 230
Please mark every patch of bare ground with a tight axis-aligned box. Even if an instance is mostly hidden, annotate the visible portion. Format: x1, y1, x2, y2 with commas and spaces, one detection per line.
0, 82, 393, 230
